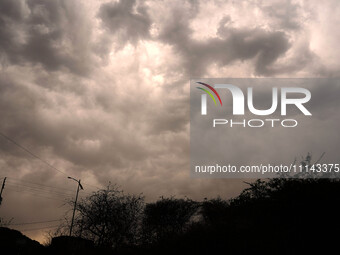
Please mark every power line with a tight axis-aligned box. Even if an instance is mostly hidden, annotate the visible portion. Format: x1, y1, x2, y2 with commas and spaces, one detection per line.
0, 131, 102, 192
6, 177, 77, 193
6, 181, 75, 197
5, 182, 90, 202
0, 131, 68, 176
8, 219, 62, 226
6, 186, 71, 200
6, 188, 66, 202
6, 182, 74, 197
20, 224, 60, 232
5, 187, 68, 202
82, 182, 101, 190
5, 177, 93, 195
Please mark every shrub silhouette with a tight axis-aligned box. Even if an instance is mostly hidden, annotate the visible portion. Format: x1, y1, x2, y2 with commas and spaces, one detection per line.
0, 227, 45, 255
51, 176, 340, 254
200, 197, 229, 226
137, 178, 340, 255
142, 197, 199, 243
69, 186, 144, 249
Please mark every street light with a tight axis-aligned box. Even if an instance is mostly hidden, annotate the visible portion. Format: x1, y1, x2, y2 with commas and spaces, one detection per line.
68, 176, 83, 236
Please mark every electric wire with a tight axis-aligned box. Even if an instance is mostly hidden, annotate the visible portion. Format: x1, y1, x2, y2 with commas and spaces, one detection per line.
5, 187, 68, 202
6, 177, 77, 193
8, 219, 62, 226
5, 182, 74, 198
0, 131, 68, 176
19, 224, 60, 232
5, 178, 92, 196
0, 131, 103, 192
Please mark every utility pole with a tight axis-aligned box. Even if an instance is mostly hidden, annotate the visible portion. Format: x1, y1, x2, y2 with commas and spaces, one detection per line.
0, 177, 6, 206
68, 176, 83, 236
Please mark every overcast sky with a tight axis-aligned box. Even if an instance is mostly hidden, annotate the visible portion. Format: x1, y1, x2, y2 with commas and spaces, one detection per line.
0, 0, 340, 243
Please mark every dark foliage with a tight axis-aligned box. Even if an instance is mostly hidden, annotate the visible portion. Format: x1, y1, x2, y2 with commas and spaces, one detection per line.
135, 178, 340, 255
3, 177, 340, 254
0, 227, 45, 255
142, 197, 199, 243
70, 186, 144, 249
200, 197, 229, 225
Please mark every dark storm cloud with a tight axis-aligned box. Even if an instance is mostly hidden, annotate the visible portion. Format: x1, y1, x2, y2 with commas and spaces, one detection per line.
95, 0, 313, 76
262, 0, 302, 30
98, 0, 151, 46
145, 94, 189, 135
158, 11, 290, 76
151, 0, 322, 77
0, 0, 334, 193
0, 0, 93, 75
0, 0, 26, 64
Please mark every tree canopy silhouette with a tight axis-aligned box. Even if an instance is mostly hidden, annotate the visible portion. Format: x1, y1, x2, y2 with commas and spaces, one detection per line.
142, 197, 199, 243
71, 185, 144, 248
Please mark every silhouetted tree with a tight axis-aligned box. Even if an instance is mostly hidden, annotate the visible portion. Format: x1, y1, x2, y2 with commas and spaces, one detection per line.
71, 185, 144, 248
200, 197, 229, 225
142, 197, 199, 243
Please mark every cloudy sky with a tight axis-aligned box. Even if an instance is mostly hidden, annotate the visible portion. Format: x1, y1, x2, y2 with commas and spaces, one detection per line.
0, 0, 340, 242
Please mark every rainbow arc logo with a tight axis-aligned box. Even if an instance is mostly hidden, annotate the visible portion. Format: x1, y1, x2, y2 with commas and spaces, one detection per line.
196, 82, 222, 106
